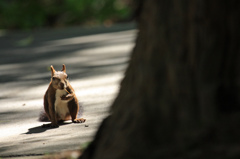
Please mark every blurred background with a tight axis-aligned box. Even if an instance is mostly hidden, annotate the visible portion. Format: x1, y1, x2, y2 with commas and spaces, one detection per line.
0, 0, 131, 30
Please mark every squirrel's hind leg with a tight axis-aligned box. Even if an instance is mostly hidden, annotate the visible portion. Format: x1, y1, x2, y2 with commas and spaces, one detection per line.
71, 110, 86, 123
70, 107, 86, 123
68, 100, 86, 123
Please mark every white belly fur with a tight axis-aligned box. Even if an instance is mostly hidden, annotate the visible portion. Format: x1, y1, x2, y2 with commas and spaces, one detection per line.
55, 89, 70, 120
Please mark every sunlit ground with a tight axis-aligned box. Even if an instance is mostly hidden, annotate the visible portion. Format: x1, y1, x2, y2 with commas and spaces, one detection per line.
0, 24, 136, 156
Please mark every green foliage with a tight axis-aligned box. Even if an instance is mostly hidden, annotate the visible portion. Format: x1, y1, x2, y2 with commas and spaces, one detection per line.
0, 0, 131, 30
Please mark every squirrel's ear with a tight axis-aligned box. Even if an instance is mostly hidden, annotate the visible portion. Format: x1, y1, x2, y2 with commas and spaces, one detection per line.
62, 64, 66, 73
50, 65, 56, 76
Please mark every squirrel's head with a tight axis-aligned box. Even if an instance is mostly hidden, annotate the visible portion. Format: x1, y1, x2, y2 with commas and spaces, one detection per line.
50, 64, 69, 90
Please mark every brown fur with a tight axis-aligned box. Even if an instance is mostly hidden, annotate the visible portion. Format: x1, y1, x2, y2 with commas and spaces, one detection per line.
41, 64, 85, 128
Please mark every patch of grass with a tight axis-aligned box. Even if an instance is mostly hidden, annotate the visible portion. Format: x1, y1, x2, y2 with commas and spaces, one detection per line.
80, 141, 91, 151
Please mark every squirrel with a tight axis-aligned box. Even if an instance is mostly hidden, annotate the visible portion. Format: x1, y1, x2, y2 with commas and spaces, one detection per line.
39, 64, 86, 128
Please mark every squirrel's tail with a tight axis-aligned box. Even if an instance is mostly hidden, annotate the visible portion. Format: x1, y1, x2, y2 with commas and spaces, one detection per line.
39, 109, 49, 122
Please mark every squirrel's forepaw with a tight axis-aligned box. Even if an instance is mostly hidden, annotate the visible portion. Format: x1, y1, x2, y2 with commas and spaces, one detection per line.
61, 95, 67, 100
73, 118, 86, 123
61, 94, 73, 100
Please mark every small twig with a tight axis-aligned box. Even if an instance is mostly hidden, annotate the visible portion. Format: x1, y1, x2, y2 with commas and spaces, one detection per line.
64, 89, 70, 94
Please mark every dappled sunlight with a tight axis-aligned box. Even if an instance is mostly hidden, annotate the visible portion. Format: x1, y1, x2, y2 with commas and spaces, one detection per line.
44, 30, 136, 47
0, 71, 123, 142
0, 25, 136, 156
39, 43, 133, 68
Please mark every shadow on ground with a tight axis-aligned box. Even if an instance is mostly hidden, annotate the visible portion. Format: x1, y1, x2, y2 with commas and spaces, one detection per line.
25, 122, 72, 134
0, 23, 136, 157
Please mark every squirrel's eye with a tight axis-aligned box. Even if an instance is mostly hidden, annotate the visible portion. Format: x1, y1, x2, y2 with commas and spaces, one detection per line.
52, 77, 56, 80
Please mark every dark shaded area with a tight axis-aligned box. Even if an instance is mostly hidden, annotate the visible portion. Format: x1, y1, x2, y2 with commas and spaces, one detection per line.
0, 0, 131, 29
24, 125, 53, 134
79, 1, 240, 159
217, 86, 240, 113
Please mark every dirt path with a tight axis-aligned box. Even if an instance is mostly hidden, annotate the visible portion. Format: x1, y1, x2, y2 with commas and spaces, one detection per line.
0, 23, 136, 158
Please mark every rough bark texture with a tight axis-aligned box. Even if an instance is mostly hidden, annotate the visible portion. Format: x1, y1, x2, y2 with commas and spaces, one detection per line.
80, 0, 240, 158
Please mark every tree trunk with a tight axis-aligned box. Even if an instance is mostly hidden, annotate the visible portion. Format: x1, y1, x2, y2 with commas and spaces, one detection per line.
80, 0, 240, 158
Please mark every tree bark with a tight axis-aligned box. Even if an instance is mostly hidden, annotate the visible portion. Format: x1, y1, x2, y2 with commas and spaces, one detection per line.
80, 0, 240, 158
